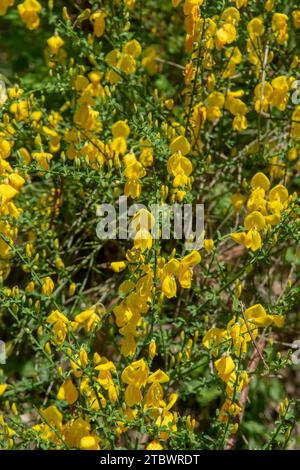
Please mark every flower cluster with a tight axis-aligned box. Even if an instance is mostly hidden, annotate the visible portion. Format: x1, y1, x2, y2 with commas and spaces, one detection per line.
203, 303, 284, 428
231, 173, 291, 251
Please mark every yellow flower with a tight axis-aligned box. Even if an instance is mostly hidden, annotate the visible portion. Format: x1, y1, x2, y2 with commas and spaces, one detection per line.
144, 381, 164, 408
149, 339, 156, 360
32, 152, 53, 171
79, 435, 100, 450
146, 440, 163, 450
121, 359, 148, 387
117, 54, 136, 75
120, 334, 137, 357
270, 76, 289, 111
139, 147, 154, 167
40, 405, 63, 428
68, 282, 77, 296
113, 303, 133, 327
47, 309, 68, 324
202, 327, 225, 352
293, 10, 300, 29
124, 179, 142, 198
63, 417, 100, 449
223, 47, 242, 78
111, 261, 127, 272
46, 310, 69, 345
204, 239, 214, 253
18, 0, 42, 31
231, 192, 246, 212
272, 13, 289, 45
122, 359, 148, 406
162, 274, 177, 298
244, 211, 266, 231
123, 39, 142, 58
111, 136, 127, 155
134, 228, 152, 252
245, 303, 268, 322
47, 35, 64, 55
0, 0, 14, 16
90, 11, 106, 37
232, 114, 247, 132
177, 265, 192, 289
70, 349, 89, 378
244, 229, 262, 251
8, 173, 25, 191
105, 48, 120, 67
74, 307, 100, 332
246, 188, 266, 214
250, 172, 270, 191
165, 98, 174, 110
234, 0, 247, 7
269, 184, 289, 204
0, 138, 11, 159
244, 303, 284, 328
74, 75, 89, 91
254, 82, 273, 113
219, 399, 242, 423
0, 184, 18, 204
215, 356, 235, 383
206, 91, 225, 121
80, 378, 107, 410
221, 8, 240, 26
112, 120, 130, 139
147, 369, 169, 383
181, 250, 201, 267
57, 378, 79, 405
265, 0, 274, 11
41, 276, 55, 296
168, 153, 192, 181
207, 91, 225, 109
0, 384, 7, 396
226, 92, 247, 116
124, 158, 146, 198
123, 0, 136, 8
33, 405, 63, 443
176, 251, 200, 290
291, 106, 300, 139
216, 23, 237, 49
272, 13, 288, 30
247, 17, 265, 37
125, 160, 146, 179
169, 135, 190, 156
124, 384, 143, 407
74, 104, 99, 131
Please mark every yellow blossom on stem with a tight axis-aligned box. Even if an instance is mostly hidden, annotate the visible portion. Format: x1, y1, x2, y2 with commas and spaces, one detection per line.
18, 0, 42, 31
57, 378, 79, 405
47, 35, 64, 55
90, 11, 106, 38
74, 307, 101, 332
41, 276, 54, 296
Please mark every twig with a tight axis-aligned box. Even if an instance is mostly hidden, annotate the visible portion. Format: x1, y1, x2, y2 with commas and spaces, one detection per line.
154, 57, 185, 70
241, 302, 269, 369
226, 337, 266, 450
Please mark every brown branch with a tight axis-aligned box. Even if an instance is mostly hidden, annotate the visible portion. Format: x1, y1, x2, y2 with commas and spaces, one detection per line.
49, 177, 64, 229
226, 337, 266, 450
